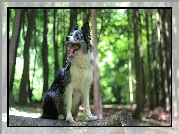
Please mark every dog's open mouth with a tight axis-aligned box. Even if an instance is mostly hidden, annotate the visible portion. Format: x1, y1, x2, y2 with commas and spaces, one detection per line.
66, 41, 81, 57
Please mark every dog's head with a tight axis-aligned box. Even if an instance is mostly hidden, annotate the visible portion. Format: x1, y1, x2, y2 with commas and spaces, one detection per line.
66, 21, 91, 57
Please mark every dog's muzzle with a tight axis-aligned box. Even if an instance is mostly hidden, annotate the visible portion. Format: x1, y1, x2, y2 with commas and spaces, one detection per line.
66, 36, 81, 57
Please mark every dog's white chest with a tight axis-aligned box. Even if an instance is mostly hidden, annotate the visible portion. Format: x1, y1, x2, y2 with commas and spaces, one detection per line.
69, 51, 93, 90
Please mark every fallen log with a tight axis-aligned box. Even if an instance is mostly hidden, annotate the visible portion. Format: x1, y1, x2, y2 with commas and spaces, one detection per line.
9, 110, 137, 133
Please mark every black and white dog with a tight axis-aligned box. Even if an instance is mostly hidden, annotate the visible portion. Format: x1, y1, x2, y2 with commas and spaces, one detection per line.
41, 21, 97, 123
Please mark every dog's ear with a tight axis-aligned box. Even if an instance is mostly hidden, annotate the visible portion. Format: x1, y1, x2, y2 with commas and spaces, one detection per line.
81, 21, 90, 35
74, 24, 78, 30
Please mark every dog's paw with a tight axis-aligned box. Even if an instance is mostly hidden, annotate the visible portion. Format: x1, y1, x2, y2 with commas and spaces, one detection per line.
88, 115, 98, 120
66, 116, 75, 123
58, 115, 64, 120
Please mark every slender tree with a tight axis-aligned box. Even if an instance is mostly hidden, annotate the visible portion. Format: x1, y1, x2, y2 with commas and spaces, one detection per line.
53, 9, 59, 74
133, 9, 144, 118
161, 9, 170, 112
91, 8, 103, 119
31, 26, 37, 102
152, 12, 159, 107
9, 9, 21, 105
165, 9, 171, 111
42, 9, 49, 94
157, 9, 162, 107
10, 9, 26, 104
167, 9, 171, 96
127, 9, 133, 104
139, 11, 146, 107
68, 8, 77, 36
158, 9, 165, 108
149, 11, 155, 109
19, 9, 37, 105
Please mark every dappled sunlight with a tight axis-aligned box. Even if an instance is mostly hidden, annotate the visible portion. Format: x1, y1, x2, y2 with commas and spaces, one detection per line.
103, 104, 136, 110
9, 107, 41, 118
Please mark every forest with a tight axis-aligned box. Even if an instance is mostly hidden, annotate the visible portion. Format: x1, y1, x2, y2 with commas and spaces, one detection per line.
8, 7, 171, 126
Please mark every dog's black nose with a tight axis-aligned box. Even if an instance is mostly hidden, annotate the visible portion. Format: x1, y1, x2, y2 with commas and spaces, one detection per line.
66, 37, 70, 41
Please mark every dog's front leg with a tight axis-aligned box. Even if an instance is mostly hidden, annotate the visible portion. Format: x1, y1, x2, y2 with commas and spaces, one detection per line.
65, 84, 74, 123
82, 89, 97, 120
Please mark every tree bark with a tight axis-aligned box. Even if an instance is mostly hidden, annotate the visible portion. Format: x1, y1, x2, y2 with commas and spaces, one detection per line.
53, 9, 59, 74
68, 8, 77, 36
166, 9, 171, 98
19, 9, 37, 105
133, 9, 144, 118
164, 9, 171, 112
42, 9, 49, 94
162, 9, 171, 112
157, 9, 165, 108
156, 10, 162, 108
157, 9, 171, 111
9, 9, 26, 106
9, 9, 21, 105
31, 26, 37, 99
150, 11, 156, 108
91, 8, 103, 119
139, 11, 146, 107
147, 11, 155, 109
127, 9, 133, 104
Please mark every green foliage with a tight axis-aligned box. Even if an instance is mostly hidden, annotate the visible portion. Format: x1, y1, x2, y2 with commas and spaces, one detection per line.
11, 8, 168, 107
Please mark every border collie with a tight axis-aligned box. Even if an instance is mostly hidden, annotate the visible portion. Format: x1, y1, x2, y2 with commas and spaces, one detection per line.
41, 21, 97, 123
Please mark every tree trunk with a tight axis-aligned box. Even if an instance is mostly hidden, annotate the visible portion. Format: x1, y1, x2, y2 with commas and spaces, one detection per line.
157, 10, 162, 107
9, 9, 21, 105
31, 26, 37, 98
27, 80, 32, 103
53, 9, 59, 74
152, 11, 159, 107
67, 7, 77, 66
165, 9, 172, 107
91, 8, 103, 119
164, 9, 171, 111
19, 9, 37, 105
150, 11, 157, 108
145, 10, 150, 108
166, 9, 171, 98
139, 11, 146, 107
133, 9, 144, 118
9, 9, 26, 105
68, 8, 77, 36
162, 9, 171, 112
42, 9, 49, 94
157, 9, 165, 108
148, 11, 155, 109
127, 9, 133, 104
158, 9, 171, 112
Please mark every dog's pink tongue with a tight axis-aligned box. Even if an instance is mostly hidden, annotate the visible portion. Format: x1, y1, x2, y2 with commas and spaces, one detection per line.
68, 47, 74, 57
